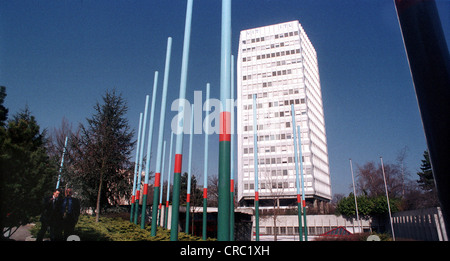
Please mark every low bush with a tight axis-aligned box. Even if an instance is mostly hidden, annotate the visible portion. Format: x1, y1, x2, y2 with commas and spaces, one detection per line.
31, 214, 214, 241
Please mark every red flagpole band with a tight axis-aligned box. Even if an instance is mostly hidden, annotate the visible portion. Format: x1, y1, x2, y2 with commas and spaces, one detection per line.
143, 184, 148, 195
154, 173, 161, 187
203, 188, 208, 199
131, 195, 135, 204
219, 111, 231, 141
186, 193, 190, 203
230, 179, 234, 192
135, 190, 140, 200
174, 154, 183, 173
255, 191, 259, 201
297, 194, 301, 204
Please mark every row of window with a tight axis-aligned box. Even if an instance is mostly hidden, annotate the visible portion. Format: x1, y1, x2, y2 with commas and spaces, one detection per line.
244, 181, 296, 191
242, 68, 295, 80
242, 57, 303, 71
242, 167, 312, 178
241, 30, 299, 45
242, 154, 306, 165
242, 48, 301, 63
256, 226, 356, 236
242, 98, 305, 111
243, 87, 301, 100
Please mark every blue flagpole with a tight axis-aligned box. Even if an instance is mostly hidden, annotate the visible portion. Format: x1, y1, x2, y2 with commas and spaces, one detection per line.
134, 95, 150, 224
151, 36, 173, 236
202, 83, 210, 240
158, 140, 166, 227
164, 131, 174, 229
291, 104, 303, 241
171, 0, 193, 241
252, 93, 259, 241
56, 136, 68, 189
131, 113, 143, 222
185, 106, 194, 234
140, 71, 159, 229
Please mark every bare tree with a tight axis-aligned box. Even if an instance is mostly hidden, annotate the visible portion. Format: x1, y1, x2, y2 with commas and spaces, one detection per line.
259, 171, 291, 241
356, 161, 403, 198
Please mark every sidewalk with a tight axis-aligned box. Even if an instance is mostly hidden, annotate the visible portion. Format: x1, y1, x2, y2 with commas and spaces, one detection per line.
6, 224, 38, 241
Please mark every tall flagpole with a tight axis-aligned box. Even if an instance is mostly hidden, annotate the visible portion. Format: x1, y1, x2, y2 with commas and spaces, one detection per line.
56, 136, 68, 189
185, 106, 194, 234
217, 0, 232, 241
151, 36, 173, 235
349, 158, 361, 232
230, 54, 235, 240
298, 125, 308, 241
380, 157, 395, 241
252, 94, 259, 241
170, 0, 193, 241
291, 104, 303, 241
202, 83, 210, 240
130, 113, 143, 223
140, 71, 159, 229
158, 140, 166, 227
134, 95, 150, 224
165, 132, 174, 229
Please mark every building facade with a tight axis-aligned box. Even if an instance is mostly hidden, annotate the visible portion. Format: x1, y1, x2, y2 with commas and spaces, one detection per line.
236, 20, 331, 207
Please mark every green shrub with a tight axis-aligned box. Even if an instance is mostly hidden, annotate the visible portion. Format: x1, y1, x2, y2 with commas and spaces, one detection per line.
31, 215, 214, 241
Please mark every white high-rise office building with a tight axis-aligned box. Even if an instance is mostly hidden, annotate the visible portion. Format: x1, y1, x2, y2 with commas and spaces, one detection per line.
237, 21, 331, 207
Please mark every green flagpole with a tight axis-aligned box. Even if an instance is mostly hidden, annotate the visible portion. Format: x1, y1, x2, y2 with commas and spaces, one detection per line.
230, 54, 235, 240
217, 0, 232, 241
297, 125, 308, 241
130, 113, 143, 222
140, 71, 159, 229
252, 94, 259, 241
292, 104, 303, 241
165, 132, 174, 229
150, 36, 172, 235
158, 140, 166, 227
170, 0, 193, 241
202, 83, 210, 240
185, 106, 194, 234
134, 95, 150, 224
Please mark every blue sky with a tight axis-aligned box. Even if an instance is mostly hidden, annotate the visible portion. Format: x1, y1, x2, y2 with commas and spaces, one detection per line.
1, 0, 449, 196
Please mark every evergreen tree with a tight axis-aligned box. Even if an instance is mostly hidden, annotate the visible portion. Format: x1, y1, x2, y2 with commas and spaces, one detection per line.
180, 172, 203, 206
0, 107, 56, 238
417, 151, 435, 191
70, 89, 135, 222
0, 86, 8, 127
416, 150, 439, 207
